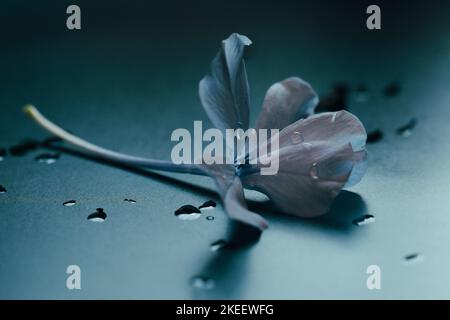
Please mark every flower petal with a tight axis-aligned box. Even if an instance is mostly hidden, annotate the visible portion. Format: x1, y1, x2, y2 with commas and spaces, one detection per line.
223, 177, 269, 231
255, 77, 319, 131
199, 33, 251, 133
199, 163, 269, 231
241, 111, 367, 218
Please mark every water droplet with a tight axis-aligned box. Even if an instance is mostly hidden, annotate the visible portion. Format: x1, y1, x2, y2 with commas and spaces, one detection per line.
63, 200, 76, 207
124, 198, 137, 204
175, 205, 201, 220
210, 240, 228, 251
35, 153, 60, 164
0, 148, 6, 161
0, 185, 6, 194
309, 163, 319, 180
384, 82, 401, 97
9, 140, 39, 156
87, 208, 107, 222
199, 200, 216, 210
353, 214, 375, 226
191, 276, 215, 290
367, 129, 383, 143
396, 118, 417, 137
404, 253, 423, 264
290, 131, 304, 144
206, 216, 215, 221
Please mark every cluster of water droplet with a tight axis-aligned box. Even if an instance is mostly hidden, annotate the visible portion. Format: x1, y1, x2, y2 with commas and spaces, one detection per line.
174, 200, 216, 221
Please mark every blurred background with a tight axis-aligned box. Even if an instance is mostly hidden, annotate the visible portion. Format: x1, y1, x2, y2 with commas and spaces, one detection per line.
1, 0, 450, 299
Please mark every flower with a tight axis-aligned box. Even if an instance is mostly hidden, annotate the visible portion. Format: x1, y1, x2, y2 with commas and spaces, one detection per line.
197, 33, 367, 231
24, 33, 367, 234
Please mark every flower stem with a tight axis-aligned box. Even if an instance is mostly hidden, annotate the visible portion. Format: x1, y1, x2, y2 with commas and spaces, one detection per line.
23, 105, 206, 176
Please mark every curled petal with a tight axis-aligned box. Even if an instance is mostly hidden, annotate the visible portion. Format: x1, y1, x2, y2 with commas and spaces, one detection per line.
199, 33, 251, 133
223, 177, 269, 231
255, 77, 319, 131
241, 111, 367, 218
199, 163, 268, 231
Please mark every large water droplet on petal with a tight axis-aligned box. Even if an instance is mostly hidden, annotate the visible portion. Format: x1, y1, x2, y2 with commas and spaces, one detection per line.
309, 163, 319, 180
0, 185, 6, 194
302, 142, 313, 150
290, 131, 304, 144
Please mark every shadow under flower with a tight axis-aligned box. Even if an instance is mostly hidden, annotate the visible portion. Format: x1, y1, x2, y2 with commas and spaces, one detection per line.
247, 190, 368, 234
192, 190, 367, 299
310, 191, 368, 231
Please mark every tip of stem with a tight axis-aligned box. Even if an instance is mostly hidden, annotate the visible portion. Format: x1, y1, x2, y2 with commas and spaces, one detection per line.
23, 104, 36, 117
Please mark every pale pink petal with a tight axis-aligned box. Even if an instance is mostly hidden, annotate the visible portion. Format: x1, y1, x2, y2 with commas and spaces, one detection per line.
199, 163, 268, 231
241, 111, 367, 218
199, 33, 251, 133
255, 77, 319, 131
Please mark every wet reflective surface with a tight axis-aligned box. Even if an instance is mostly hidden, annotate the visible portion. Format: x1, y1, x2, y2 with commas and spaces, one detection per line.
1, 0, 450, 299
